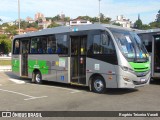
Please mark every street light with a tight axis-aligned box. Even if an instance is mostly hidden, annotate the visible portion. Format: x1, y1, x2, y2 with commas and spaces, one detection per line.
18, 0, 20, 34
98, 0, 101, 24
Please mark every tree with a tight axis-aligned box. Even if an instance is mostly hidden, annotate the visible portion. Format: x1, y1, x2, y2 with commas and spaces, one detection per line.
52, 15, 61, 21
0, 34, 11, 54
141, 24, 151, 30
112, 23, 121, 26
5, 25, 18, 36
134, 19, 143, 29
156, 10, 160, 22
149, 21, 160, 28
90, 17, 99, 23
47, 22, 61, 28
64, 17, 70, 22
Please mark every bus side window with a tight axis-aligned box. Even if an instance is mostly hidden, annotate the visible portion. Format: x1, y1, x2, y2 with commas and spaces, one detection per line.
56, 34, 68, 54
47, 36, 56, 54
30, 38, 37, 54
101, 34, 116, 54
93, 34, 101, 54
90, 32, 116, 55
13, 39, 20, 54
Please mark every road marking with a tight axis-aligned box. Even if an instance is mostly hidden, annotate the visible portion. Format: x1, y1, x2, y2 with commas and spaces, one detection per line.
42, 85, 82, 93
24, 96, 48, 101
0, 88, 47, 101
9, 78, 25, 84
70, 91, 81, 94
27, 83, 82, 93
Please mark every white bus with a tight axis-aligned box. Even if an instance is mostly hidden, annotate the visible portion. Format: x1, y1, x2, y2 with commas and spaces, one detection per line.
12, 24, 150, 93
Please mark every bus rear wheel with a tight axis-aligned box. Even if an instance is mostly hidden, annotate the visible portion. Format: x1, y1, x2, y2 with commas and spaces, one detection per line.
91, 76, 106, 93
34, 71, 42, 84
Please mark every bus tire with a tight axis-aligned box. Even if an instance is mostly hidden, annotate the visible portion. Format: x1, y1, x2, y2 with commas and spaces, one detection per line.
91, 76, 106, 93
34, 71, 42, 84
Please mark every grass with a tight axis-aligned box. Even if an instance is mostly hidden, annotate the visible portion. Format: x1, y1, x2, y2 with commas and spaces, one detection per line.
0, 60, 11, 66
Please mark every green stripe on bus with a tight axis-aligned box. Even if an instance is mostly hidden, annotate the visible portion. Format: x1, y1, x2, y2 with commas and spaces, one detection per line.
129, 62, 150, 72
12, 59, 20, 72
28, 60, 49, 74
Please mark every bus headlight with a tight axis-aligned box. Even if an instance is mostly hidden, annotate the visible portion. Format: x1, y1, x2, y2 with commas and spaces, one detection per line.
120, 66, 135, 74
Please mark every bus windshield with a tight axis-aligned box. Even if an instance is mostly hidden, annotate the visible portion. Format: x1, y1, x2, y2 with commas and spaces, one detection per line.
110, 28, 148, 62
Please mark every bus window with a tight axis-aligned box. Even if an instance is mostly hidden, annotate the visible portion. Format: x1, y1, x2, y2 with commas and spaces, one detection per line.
56, 34, 68, 54
138, 34, 152, 53
47, 36, 56, 54
30, 37, 47, 54
92, 33, 115, 55
93, 35, 101, 54
13, 39, 20, 54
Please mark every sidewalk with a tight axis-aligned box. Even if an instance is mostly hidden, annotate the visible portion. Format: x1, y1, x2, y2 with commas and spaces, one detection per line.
0, 66, 12, 71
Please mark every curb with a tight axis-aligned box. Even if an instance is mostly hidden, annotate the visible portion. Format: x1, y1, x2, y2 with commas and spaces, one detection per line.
0, 66, 12, 72
0, 69, 12, 72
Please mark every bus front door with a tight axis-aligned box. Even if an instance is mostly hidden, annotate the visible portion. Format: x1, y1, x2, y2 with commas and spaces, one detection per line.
153, 35, 160, 77
21, 40, 29, 77
70, 36, 87, 85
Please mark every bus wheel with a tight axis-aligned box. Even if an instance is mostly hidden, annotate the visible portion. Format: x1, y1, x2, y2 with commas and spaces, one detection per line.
34, 71, 42, 84
92, 76, 106, 93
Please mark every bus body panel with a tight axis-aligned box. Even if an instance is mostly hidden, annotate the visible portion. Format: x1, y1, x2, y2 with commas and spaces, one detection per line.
12, 55, 21, 76
27, 55, 69, 83
86, 58, 118, 88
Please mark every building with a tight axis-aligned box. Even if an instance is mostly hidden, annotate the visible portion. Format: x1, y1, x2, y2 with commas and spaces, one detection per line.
35, 12, 45, 21
70, 17, 92, 26
38, 19, 52, 29
112, 15, 132, 28
26, 17, 35, 23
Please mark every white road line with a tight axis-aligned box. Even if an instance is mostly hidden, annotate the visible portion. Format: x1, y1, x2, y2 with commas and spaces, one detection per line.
24, 96, 48, 101
28, 83, 82, 93
0, 88, 47, 100
9, 78, 25, 84
0, 88, 34, 98
70, 91, 81, 94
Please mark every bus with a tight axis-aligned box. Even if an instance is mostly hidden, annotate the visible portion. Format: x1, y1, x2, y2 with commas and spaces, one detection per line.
138, 29, 160, 79
12, 24, 150, 93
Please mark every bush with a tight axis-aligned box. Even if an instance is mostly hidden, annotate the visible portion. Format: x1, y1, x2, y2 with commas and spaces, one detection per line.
0, 34, 11, 54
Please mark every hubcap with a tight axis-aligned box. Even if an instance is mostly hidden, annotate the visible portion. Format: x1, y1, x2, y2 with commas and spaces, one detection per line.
94, 79, 104, 92
36, 74, 41, 83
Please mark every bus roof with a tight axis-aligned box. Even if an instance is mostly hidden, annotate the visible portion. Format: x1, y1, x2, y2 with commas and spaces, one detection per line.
137, 28, 160, 34
13, 24, 134, 39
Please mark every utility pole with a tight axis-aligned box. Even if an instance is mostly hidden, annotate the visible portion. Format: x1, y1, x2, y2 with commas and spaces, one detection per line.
98, 0, 101, 24
18, 0, 20, 34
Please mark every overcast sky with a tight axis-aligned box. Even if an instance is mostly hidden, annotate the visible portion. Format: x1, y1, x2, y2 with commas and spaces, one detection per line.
0, 0, 159, 24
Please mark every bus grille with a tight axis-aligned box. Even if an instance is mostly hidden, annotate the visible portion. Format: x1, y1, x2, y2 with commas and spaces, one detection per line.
134, 67, 148, 70
135, 71, 150, 77
133, 80, 148, 85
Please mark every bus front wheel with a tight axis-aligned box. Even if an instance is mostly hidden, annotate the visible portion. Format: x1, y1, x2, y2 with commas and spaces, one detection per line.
34, 71, 42, 84
91, 76, 106, 93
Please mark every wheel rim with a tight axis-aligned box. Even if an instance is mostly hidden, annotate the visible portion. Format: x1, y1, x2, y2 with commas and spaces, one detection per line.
94, 79, 104, 92
36, 73, 41, 83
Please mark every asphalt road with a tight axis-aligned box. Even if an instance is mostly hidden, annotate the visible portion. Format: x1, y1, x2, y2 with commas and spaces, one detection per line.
0, 71, 160, 120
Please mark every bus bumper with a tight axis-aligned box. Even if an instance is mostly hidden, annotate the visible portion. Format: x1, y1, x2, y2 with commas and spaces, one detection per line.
117, 72, 150, 88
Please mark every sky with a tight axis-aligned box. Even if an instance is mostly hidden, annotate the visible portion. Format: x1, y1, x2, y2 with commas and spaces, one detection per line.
0, 0, 159, 24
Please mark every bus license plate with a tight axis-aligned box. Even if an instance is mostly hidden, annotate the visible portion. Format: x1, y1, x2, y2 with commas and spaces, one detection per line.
141, 78, 146, 82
